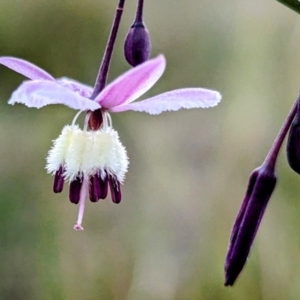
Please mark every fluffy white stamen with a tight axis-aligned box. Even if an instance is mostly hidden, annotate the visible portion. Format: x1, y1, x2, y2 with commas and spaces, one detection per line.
91, 129, 128, 182
46, 125, 80, 174
46, 125, 129, 183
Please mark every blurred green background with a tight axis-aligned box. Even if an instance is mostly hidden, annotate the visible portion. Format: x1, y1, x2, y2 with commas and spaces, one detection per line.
1, 0, 300, 299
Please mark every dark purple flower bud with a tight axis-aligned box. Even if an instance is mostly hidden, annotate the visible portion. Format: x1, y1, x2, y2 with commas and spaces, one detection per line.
109, 175, 122, 204
124, 0, 150, 67
287, 102, 300, 174
124, 21, 151, 67
53, 166, 64, 193
224, 164, 277, 286
69, 177, 82, 204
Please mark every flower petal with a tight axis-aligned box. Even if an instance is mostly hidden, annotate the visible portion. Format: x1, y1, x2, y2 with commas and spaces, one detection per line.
0, 56, 55, 80
95, 55, 166, 109
110, 88, 222, 115
8, 80, 101, 111
56, 77, 93, 98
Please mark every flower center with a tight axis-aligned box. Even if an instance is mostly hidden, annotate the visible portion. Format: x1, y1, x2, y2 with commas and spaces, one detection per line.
88, 109, 103, 130
46, 111, 129, 230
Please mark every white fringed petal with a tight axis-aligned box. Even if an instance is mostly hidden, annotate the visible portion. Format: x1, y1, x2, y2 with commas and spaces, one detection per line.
110, 88, 222, 115
8, 80, 101, 111
56, 77, 93, 98
0, 56, 55, 80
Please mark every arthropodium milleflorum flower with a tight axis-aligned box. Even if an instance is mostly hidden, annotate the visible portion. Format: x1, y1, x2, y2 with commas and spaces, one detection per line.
0, 55, 221, 230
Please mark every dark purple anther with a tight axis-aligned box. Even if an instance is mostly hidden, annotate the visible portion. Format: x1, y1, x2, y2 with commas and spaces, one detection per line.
287, 100, 300, 174
99, 174, 109, 200
224, 165, 277, 286
108, 175, 122, 204
53, 166, 65, 193
89, 174, 101, 202
69, 177, 82, 204
124, 0, 151, 67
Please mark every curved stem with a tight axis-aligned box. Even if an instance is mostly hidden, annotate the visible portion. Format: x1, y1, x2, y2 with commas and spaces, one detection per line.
263, 96, 299, 170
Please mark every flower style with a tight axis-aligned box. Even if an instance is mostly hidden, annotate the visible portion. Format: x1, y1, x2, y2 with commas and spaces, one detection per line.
0, 55, 221, 230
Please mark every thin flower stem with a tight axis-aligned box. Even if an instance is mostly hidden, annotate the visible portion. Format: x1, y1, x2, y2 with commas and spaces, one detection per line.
91, 0, 126, 99
135, 0, 144, 23
263, 96, 299, 170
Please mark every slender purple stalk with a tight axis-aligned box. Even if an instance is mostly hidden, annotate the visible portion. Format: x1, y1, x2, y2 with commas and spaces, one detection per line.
135, 0, 144, 23
91, 0, 126, 99
263, 97, 298, 170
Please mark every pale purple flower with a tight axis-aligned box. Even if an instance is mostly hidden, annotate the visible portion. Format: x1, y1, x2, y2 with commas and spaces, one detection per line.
0, 55, 221, 229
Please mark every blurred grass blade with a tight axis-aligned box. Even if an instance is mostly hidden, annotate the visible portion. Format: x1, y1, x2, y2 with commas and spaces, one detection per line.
277, 0, 300, 14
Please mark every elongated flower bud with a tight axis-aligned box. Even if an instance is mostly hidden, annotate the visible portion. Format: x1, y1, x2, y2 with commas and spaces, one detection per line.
287, 102, 300, 174
124, 21, 151, 67
225, 164, 277, 286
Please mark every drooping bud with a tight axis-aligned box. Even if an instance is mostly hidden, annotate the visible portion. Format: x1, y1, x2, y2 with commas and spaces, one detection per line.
124, 0, 151, 67
124, 21, 151, 67
224, 164, 277, 286
287, 100, 300, 174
